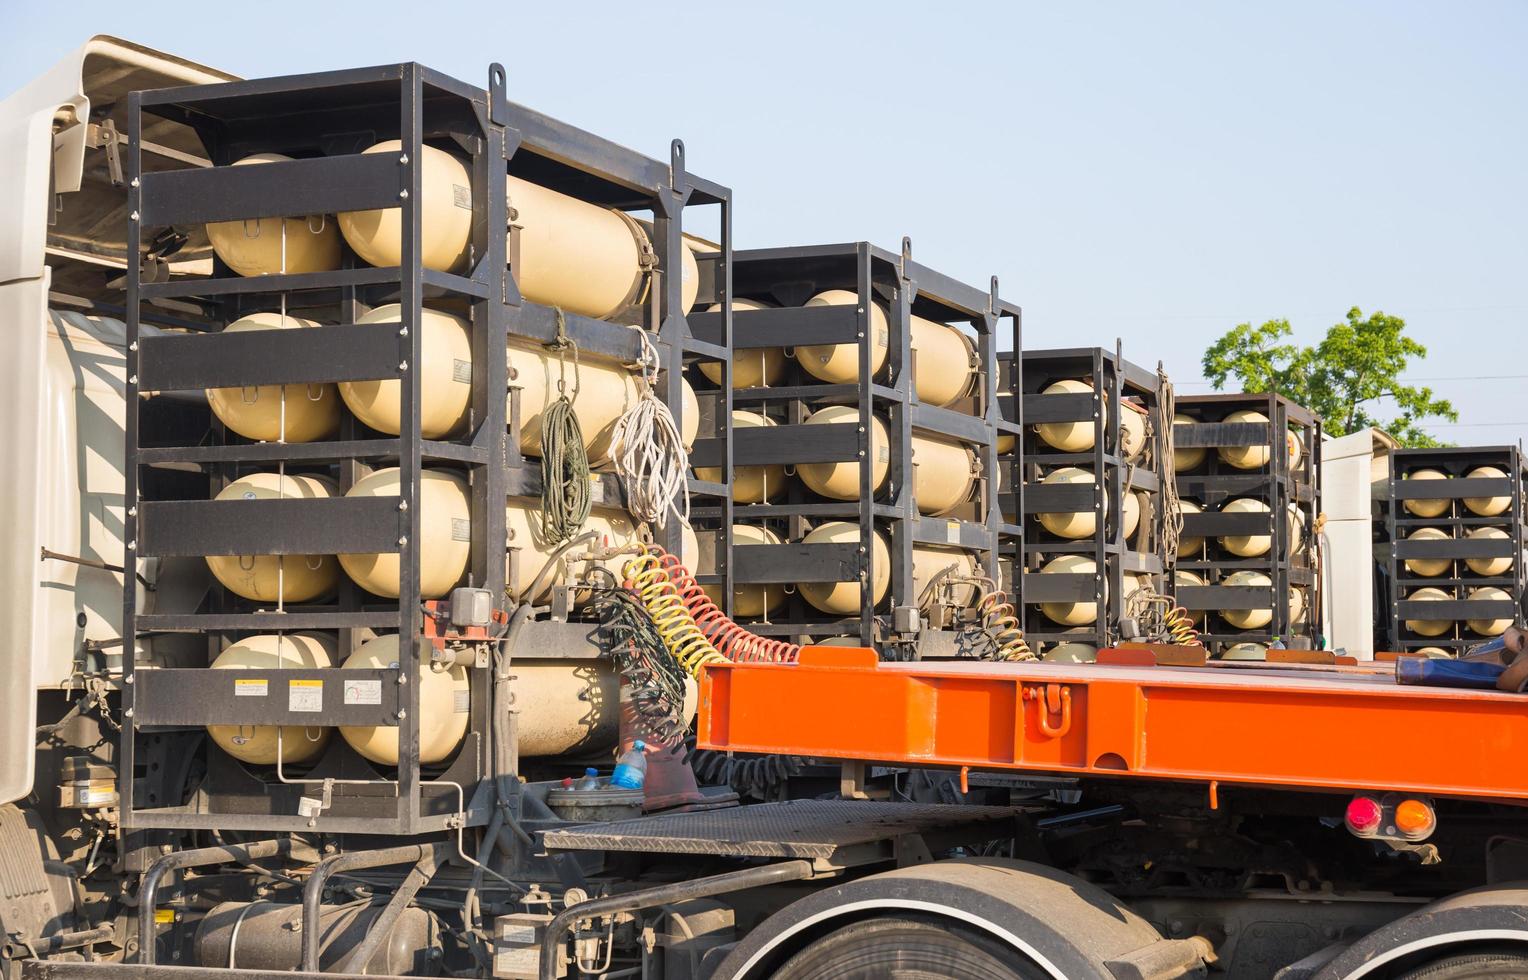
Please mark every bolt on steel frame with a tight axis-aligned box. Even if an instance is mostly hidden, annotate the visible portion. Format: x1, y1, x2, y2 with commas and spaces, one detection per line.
1386, 446, 1528, 656
689, 241, 1019, 659
120, 62, 732, 835
1172, 392, 1323, 654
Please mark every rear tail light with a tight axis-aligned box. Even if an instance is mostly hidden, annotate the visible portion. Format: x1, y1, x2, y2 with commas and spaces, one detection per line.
1345, 796, 1383, 835
1343, 793, 1437, 842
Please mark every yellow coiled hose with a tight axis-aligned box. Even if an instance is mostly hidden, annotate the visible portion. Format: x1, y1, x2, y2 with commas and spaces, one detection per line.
1164, 604, 1200, 646
974, 583, 1036, 662
622, 551, 728, 677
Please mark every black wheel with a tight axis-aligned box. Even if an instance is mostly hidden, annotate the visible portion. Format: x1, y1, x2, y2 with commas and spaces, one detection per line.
1398, 948, 1528, 979
772, 913, 1045, 980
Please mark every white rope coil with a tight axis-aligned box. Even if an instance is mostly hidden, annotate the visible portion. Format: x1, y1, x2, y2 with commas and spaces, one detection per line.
611, 330, 691, 531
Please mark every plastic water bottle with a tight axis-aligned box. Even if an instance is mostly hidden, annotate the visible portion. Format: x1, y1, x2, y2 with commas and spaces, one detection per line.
575, 767, 600, 791
1269, 635, 1286, 650
610, 741, 648, 790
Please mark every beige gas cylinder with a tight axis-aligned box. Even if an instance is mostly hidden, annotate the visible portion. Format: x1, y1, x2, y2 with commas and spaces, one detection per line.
911, 546, 980, 610
1036, 467, 1101, 539
799, 522, 891, 616
1287, 503, 1308, 553
1043, 643, 1098, 663
337, 141, 472, 273
1174, 569, 1206, 624
1177, 499, 1205, 557
679, 376, 699, 452
1120, 402, 1147, 461
513, 662, 700, 758
206, 153, 342, 277
207, 633, 334, 765
1465, 527, 1513, 577
1415, 646, 1453, 659
338, 468, 470, 599
912, 433, 978, 515
797, 406, 889, 500
338, 305, 472, 439
1220, 570, 1276, 630
1034, 380, 1104, 453
694, 411, 784, 503
1403, 469, 1450, 518
1218, 498, 1274, 558
1404, 587, 1453, 637
504, 501, 697, 604
796, 290, 889, 383
1404, 527, 1452, 577
1463, 466, 1511, 516
339, 635, 469, 765
699, 299, 786, 388
1173, 414, 1205, 471
1036, 555, 1097, 626
1217, 411, 1301, 470
1466, 587, 1512, 636
1221, 643, 1267, 661
504, 175, 698, 318
205, 312, 340, 443
702, 524, 786, 617
506, 341, 636, 462
910, 316, 976, 407
205, 472, 339, 602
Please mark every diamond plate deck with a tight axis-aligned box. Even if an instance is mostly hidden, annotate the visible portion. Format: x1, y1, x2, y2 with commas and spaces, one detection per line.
540, 800, 1022, 859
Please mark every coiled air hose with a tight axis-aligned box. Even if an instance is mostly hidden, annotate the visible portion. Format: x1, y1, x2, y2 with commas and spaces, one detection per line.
622, 545, 800, 677
973, 582, 1036, 662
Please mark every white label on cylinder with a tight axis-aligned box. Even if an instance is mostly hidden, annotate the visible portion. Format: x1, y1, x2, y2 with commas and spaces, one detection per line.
288, 680, 322, 713
452, 518, 472, 542
234, 678, 268, 697
589, 476, 605, 504
453, 359, 472, 384
454, 689, 470, 713
946, 520, 961, 544
344, 680, 382, 705
452, 184, 472, 210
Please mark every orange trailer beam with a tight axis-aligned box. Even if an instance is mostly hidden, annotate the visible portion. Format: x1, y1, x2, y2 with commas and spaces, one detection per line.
697, 647, 1528, 804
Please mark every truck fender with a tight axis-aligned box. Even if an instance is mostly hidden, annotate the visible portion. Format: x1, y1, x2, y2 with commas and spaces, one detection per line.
1313, 883, 1528, 979
713, 857, 1202, 980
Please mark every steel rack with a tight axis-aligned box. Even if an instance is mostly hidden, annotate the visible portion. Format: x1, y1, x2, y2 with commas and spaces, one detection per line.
1171, 392, 1323, 655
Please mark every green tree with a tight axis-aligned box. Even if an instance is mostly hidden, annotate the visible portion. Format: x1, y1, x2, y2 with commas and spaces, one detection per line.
1201, 307, 1457, 447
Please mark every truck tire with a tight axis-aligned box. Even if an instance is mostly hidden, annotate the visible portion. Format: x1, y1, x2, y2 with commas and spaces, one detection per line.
1397, 948, 1528, 979
772, 913, 1046, 980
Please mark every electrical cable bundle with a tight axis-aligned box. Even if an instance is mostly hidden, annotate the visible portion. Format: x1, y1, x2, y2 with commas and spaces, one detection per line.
587, 585, 692, 751
610, 329, 690, 531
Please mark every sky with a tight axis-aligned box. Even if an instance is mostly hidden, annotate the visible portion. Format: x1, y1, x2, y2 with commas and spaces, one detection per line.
4, 1, 1525, 446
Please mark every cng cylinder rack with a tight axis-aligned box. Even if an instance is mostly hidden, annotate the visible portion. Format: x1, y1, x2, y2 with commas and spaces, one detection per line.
1386, 446, 1528, 657
689, 240, 1018, 658
1171, 392, 1323, 656
118, 62, 732, 835
1016, 346, 1168, 657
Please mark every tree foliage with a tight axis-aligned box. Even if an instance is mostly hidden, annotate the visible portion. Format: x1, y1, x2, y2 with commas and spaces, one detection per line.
1201, 307, 1456, 447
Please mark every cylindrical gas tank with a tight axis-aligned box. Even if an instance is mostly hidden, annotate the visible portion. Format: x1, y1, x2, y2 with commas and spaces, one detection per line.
338, 141, 473, 273
912, 432, 978, 515
1221, 643, 1267, 661
1177, 498, 1204, 557
206, 472, 339, 602
910, 316, 975, 407
1415, 646, 1453, 659
1405, 527, 1452, 577
678, 376, 699, 452
1465, 527, 1514, 577
515, 659, 616, 757
911, 546, 980, 611
1403, 469, 1450, 518
702, 524, 786, 618
1218, 498, 1274, 558
338, 468, 470, 599
207, 633, 334, 765
796, 291, 888, 383
698, 299, 786, 388
799, 522, 890, 616
1219, 570, 1283, 630
797, 406, 888, 500
1034, 380, 1105, 453
1466, 587, 1512, 636
1043, 643, 1098, 663
338, 305, 472, 439
1036, 467, 1101, 539
504, 502, 698, 605
1174, 569, 1206, 624
339, 635, 469, 766
1217, 411, 1302, 470
206, 313, 340, 442
694, 411, 784, 503
206, 154, 342, 277
1172, 414, 1205, 471
1120, 402, 1147, 461
1463, 466, 1511, 516
505, 341, 637, 463
1036, 555, 1097, 626
1404, 587, 1453, 637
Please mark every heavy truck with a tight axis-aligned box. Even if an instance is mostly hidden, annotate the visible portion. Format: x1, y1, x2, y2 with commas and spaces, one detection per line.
2, 35, 1528, 980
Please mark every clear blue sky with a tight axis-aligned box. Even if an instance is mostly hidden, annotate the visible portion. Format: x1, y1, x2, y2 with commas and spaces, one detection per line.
5, 1, 1525, 445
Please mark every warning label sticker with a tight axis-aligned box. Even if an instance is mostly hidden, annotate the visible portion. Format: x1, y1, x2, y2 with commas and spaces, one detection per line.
344, 679, 382, 706
288, 680, 323, 713
946, 520, 961, 545
452, 183, 472, 210
589, 475, 605, 504
454, 689, 470, 713
453, 358, 472, 384
234, 678, 268, 697
452, 518, 472, 542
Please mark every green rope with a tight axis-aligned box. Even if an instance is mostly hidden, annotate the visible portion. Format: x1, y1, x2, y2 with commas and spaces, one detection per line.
538, 310, 591, 546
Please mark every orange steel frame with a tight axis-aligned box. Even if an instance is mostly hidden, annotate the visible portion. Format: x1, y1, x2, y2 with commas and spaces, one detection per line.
697, 647, 1528, 804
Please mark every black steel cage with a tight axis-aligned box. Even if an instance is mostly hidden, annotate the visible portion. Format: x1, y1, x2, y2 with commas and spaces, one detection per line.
1171, 392, 1324, 655
120, 62, 732, 834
